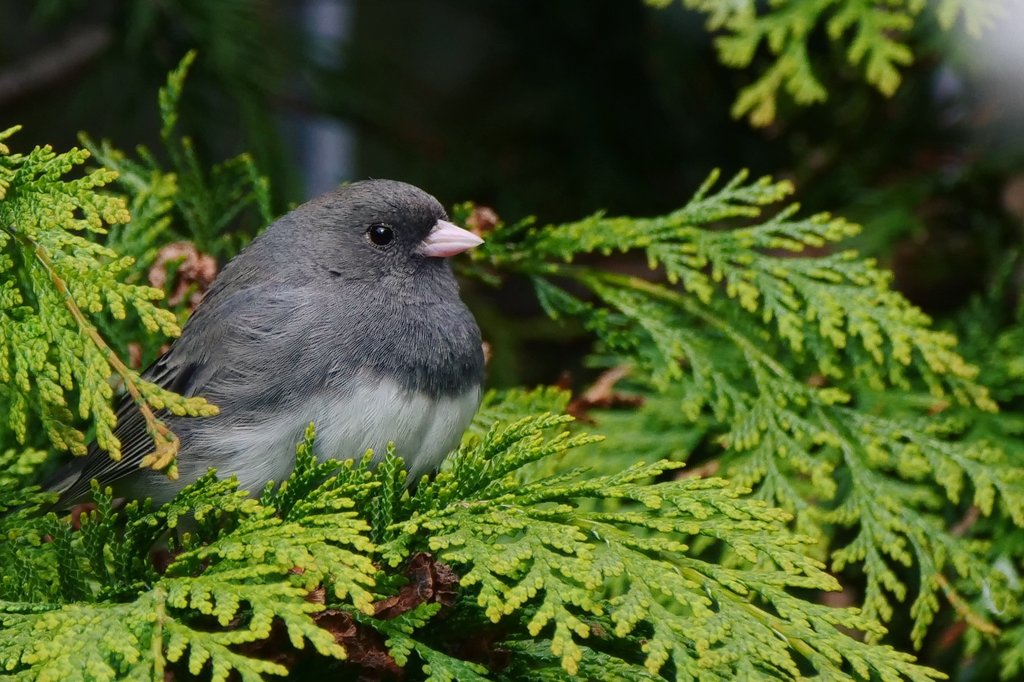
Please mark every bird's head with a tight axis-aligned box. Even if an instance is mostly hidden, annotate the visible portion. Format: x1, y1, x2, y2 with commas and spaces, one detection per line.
295, 179, 483, 287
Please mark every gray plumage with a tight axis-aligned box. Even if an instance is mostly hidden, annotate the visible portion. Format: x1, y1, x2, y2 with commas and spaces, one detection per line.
48, 180, 485, 507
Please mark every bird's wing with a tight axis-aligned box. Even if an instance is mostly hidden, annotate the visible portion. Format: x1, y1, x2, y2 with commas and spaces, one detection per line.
46, 349, 206, 507
46, 284, 327, 508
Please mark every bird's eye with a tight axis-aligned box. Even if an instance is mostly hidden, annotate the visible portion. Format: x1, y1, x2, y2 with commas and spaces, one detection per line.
367, 224, 395, 247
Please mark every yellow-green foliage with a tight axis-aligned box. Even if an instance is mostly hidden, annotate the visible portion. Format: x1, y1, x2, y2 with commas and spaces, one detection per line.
0, 404, 944, 681
649, 0, 1007, 126
0, 127, 214, 463
3, 52, 1023, 679
81, 50, 271, 277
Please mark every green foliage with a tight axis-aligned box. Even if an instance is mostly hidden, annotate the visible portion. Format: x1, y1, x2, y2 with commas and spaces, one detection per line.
76, 51, 272, 376
0, 485, 362, 680
3, 114, 1015, 674
652, 0, 1007, 126
396, 414, 936, 680
29, 0, 300, 206
471, 169, 1024, 647
947, 289, 1024, 676
0, 396, 945, 680
0, 125, 214, 466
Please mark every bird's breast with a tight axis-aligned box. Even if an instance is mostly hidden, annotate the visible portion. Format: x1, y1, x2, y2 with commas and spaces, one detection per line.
305, 372, 482, 482
344, 298, 485, 397
153, 372, 481, 502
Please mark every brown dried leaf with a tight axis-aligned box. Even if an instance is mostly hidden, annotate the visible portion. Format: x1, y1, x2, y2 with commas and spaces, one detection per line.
148, 241, 218, 310
232, 610, 403, 679
306, 586, 326, 605
1002, 174, 1024, 221
374, 552, 460, 620
127, 342, 143, 369
554, 371, 574, 392
216, 556, 463, 678
315, 610, 404, 679
677, 459, 720, 480
69, 502, 97, 530
466, 206, 499, 235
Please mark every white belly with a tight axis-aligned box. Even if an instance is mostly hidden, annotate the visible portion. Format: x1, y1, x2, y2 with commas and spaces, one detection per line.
310, 377, 482, 483
178, 376, 481, 495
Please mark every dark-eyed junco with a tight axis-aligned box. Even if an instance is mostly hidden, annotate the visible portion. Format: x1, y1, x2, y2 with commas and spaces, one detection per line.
48, 180, 485, 506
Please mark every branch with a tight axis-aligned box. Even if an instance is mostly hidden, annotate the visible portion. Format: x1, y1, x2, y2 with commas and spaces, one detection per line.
6, 226, 180, 477
0, 26, 112, 105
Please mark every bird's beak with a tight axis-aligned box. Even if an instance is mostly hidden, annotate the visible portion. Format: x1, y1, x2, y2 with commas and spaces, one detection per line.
419, 220, 484, 258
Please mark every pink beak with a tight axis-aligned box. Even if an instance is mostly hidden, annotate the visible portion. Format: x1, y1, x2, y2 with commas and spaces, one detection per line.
419, 220, 484, 258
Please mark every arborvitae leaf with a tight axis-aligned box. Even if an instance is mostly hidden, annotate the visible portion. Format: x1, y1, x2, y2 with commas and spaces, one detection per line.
381, 410, 942, 679
0, 127, 216, 473
4, 49, 1010, 676
1, 394, 946, 680
473, 170, 1021, 643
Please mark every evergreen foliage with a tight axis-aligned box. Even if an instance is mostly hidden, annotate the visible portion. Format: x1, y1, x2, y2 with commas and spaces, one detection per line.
1, 399, 945, 681
652, 0, 1008, 126
0, 124, 215, 472
80, 50, 271, 285
3, 51, 1023, 680
467, 170, 1024, 646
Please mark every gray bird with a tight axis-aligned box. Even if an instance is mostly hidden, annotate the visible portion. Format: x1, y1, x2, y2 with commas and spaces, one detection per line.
48, 179, 486, 507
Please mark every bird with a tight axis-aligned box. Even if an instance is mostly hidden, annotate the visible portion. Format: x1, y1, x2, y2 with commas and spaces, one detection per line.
46, 179, 486, 508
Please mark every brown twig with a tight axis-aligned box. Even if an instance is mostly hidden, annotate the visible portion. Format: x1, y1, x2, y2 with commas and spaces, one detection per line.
8, 227, 180, 476
566, 364, 644, 422
0, 26, 113, 105
148, 241, 218, 310
934, 572, 1001, 637
949, 505, 981, 537
677, 459, 720, 479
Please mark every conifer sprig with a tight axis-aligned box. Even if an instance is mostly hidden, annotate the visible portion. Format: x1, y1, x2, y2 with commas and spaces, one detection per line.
0, 126, 215, 470
80, 49, 271, 279
0, 397, 945, 680
2, 45, 1017, 681
471, 170, 1023, 642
